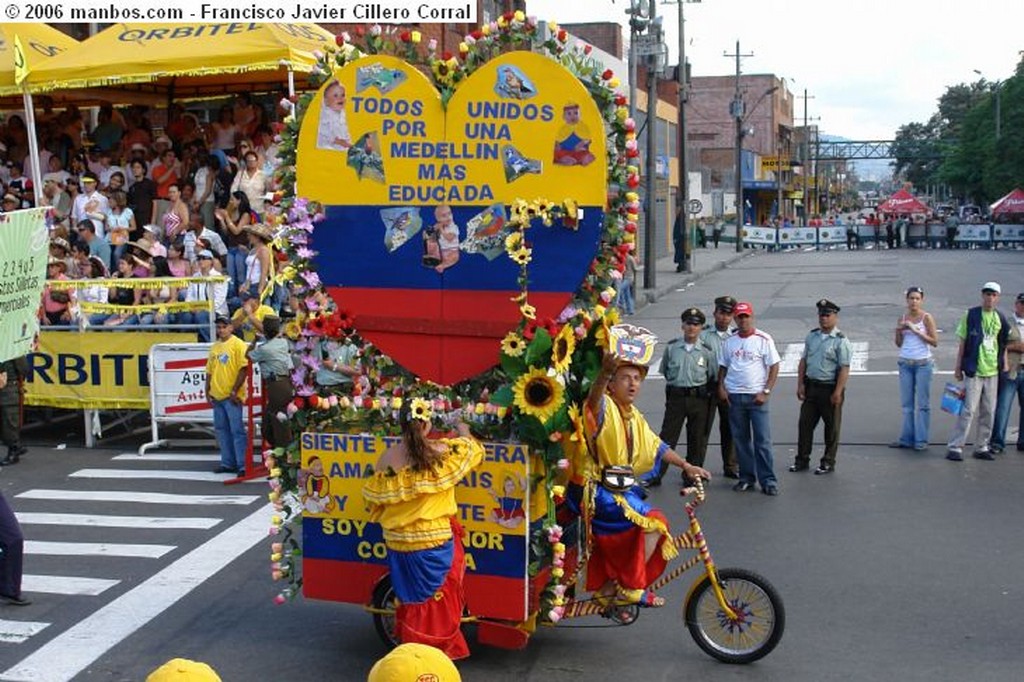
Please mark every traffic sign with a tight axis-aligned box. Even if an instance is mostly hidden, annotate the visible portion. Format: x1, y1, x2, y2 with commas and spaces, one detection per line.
688, 198, 703, 214
633, 35, 663, 56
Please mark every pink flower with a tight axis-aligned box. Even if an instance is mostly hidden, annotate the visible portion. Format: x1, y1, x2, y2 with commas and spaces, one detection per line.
557, 458, 569, 470
273, 594, 287, 605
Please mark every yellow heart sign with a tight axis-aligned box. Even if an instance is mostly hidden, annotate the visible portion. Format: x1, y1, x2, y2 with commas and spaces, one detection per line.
297, 52, 607, 385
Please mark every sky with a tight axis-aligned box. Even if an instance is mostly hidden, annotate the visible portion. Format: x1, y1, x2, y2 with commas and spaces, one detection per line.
525, 0, 1022, 141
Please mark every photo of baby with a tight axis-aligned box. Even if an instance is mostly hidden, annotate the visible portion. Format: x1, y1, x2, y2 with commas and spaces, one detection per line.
316, 79, 352, 152
431, 204, 461, 273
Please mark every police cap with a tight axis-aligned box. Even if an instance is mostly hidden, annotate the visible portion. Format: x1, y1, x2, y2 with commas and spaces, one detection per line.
816, 298, 841, 315
681, 307, 706, 325
713, 296, 737, 313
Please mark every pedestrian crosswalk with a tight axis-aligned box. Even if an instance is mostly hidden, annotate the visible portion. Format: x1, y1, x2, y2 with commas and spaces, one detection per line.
1, 451, 269, 682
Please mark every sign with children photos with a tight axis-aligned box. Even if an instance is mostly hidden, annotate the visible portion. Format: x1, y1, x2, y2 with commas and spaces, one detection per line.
297, 52, 607, 385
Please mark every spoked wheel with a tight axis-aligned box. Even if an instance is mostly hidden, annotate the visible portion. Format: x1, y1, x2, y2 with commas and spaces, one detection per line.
684, 567, 785, 664
370, 574, 400, 649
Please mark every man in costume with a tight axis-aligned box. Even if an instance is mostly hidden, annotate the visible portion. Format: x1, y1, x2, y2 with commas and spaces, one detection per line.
571, 346, 710, 608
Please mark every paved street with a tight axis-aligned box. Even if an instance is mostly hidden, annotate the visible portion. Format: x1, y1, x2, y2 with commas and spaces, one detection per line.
1, 246, 1022, 681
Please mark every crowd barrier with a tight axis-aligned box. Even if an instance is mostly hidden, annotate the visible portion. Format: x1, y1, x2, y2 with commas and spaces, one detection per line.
141, 342, 266, 481
703, 223, 1024, 248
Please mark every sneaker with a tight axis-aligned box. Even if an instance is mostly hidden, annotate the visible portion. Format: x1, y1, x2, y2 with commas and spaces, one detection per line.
732, 481, 756, 492
913, 444, 929, 451
989, 446, 1004, 455
814, 464, 835, 475
762, 485, 780, 496
972, 450, 995, 461
945, 450, 963, 461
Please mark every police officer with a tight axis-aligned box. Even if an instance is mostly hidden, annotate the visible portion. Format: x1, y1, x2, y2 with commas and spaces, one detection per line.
700, 296, 739, 478
650, 307, 718, 485
791, 299, 852, 475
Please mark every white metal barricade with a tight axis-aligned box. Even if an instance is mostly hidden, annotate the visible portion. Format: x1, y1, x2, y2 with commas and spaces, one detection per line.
139, 342, 262, 455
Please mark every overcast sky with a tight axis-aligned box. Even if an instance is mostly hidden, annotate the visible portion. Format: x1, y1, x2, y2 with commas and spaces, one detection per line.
526, 0, 1021, 140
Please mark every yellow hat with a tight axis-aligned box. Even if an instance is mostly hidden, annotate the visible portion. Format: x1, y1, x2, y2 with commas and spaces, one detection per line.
367, 644, 461, 682
145, 658, 221, 682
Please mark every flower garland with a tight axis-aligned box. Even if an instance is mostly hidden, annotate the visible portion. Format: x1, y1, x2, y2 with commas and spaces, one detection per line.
265, 14, 641, 621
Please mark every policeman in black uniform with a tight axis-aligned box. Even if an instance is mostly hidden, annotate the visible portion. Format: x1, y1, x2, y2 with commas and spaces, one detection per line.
790, 299, 852, 474
650, 307, 717, 485
701, 296, 738, 478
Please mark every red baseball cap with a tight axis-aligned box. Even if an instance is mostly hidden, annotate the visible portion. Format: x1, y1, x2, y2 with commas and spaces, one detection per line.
734, 302, 754, 316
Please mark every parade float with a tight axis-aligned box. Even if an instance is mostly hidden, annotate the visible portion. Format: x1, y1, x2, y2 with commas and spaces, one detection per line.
263, 13, 783, 662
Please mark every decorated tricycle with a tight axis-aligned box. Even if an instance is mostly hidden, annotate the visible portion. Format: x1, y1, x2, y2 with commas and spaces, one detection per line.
264, 14, 783, 667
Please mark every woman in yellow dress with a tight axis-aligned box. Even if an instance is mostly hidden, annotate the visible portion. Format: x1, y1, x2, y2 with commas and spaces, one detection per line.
362, 399, 484, 660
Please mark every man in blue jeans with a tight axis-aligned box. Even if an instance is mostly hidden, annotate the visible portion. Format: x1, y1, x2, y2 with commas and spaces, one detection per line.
717, 302, 782, 495
205, 316, 250, 476
991, 292, 1024, 454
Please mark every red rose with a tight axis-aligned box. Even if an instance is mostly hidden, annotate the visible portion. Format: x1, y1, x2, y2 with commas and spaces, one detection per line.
471, 29, 483, 40
601, 69, 613, 80
292, 397, 306, 410
334, 34, 345, 46
557, 29, 567, 42
627, 175, 640, 189
442, 51, 453, 61
503, 10, 514, 21
354, 26, 365, 37
399, 30, 411, 42
615, 94, 626, 106
583, 44, 592, 55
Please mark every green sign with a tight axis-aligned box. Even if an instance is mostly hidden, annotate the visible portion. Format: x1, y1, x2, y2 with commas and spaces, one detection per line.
0, 207, 49, 362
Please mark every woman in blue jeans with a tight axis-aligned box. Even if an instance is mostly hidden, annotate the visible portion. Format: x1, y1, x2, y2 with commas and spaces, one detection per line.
891, 286, 938, 450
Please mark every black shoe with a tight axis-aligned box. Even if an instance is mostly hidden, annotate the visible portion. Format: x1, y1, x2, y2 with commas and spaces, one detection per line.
675, 265, 684, 272
814, 464, 834, 475
989, 446, 1004, 455
972, 450, 995, 461
888, 441, 911, 449
213, 465, 235, 474
788, 462, 809, 472
236, 470, 247, 478
945, 450, 963, 461
732, 481, 755, 492
723, 470, 739, 479
0, 593, 31, 606
0, 453, 20, 466
762, 485, 780, 496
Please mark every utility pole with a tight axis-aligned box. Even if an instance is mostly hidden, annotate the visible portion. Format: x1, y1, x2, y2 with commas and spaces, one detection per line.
725, 40, 753, 252
673, 0, 697, 273
643, 2, 660, 290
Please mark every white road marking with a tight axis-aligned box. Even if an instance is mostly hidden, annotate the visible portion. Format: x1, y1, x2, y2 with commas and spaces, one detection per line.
0, 620, 50, 645
2, 504, 273, 682
20, 575, 118, 596
25, 541, 175, 559
112, 453, 219, 462
16, 489, 259, 505
69, 469, 264, 483
16, 513, 221, 530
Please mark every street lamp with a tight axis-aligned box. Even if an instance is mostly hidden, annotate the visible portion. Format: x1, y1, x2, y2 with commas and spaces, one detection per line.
733, 83, 778, 251
973, 69, 1002, 140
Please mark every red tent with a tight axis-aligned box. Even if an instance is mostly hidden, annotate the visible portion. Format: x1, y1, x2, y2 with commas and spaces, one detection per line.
990, 188, 1024, 216
877, 189, 929, 214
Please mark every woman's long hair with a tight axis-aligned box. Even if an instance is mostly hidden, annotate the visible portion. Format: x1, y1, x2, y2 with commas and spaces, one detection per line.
399, 403, 441, 471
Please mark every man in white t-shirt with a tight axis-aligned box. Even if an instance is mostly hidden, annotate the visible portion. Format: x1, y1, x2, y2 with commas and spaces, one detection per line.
717, 301, 782, 495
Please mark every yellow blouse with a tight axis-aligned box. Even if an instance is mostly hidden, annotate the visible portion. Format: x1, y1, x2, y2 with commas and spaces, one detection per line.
362, 437, 484, 552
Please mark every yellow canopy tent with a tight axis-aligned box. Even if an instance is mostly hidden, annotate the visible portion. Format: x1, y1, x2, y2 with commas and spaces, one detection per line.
0, 23, 78, 97
21, 22, 338, 99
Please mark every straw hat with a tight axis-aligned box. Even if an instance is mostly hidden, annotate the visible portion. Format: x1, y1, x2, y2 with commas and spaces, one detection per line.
47, 256, 67, 269
49, 237, 71, 253
243, 223, 275, 242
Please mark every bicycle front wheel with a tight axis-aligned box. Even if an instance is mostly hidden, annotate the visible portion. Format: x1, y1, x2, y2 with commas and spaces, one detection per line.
684, 567, 785, 664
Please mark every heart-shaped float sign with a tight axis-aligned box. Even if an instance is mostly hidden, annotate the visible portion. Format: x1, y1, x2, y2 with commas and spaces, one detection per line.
297, 52, 607, 385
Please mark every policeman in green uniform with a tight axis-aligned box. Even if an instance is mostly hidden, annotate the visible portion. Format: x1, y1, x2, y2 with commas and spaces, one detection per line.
791, 299, 852, 474
650, 307, 718, 485
700, 296, 738, 478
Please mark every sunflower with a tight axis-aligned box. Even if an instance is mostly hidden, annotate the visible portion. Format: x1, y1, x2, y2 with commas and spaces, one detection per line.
593, 308, 621, 349
513, 367, 565, 424
505, 231, 523, 252
409, 397, 433, 422
551, 324, 576, 373
501, 332, 526, 357
510, 247, 532, 265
